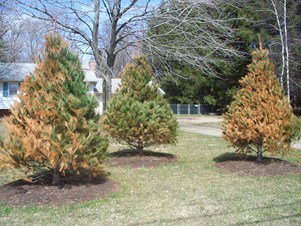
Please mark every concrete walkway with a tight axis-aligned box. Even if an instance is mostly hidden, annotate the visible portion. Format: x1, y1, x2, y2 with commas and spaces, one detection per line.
177, 116, 301, 150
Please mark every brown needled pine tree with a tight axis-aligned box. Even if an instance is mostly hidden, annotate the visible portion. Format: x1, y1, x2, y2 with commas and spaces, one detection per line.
0, 33, 108, 184
223, 44, 300, 162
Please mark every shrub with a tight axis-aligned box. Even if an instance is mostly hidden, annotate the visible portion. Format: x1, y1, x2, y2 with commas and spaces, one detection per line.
103, 56, 178, 153
0, 34, 108, 183
223, 47, 300, 162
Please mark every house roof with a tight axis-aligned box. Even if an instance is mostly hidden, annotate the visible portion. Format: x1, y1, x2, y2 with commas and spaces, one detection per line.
0, 63, 36, 81
0, 63, 100, 82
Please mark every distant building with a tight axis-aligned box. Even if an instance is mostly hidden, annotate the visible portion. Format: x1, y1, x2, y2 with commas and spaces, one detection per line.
0, 63, 121, 114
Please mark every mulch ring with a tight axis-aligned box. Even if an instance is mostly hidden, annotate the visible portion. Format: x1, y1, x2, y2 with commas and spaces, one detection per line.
0, 175, 119, 207
106, 150, 177, 168
215, 153, 301, 176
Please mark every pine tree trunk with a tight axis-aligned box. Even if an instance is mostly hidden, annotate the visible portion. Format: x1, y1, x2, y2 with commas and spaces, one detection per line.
137, 141, 144, 154
52, 170, 61, 185
137, 147, 143, 155
257, 145, 263, 162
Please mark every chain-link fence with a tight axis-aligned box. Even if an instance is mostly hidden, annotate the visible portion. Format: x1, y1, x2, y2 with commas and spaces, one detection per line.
170, 104, 214, 115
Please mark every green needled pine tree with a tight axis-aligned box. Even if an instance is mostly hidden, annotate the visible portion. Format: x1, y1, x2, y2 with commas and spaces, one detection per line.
0, 33, 108, 184
104, 56, 178, 153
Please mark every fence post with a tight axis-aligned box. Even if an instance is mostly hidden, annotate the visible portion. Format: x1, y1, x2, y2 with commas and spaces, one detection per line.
177, 104, 180, 114
188, 104, 190, 115
198, 104, 200, 115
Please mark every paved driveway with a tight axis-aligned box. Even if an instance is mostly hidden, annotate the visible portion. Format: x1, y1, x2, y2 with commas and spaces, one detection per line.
177, 115, 301, 150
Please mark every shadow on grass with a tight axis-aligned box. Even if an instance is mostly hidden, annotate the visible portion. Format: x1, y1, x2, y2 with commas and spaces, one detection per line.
108, 149, 176, 159
213, 152, 238, 163
213, 152, 291, 165
106, 149, 177, 168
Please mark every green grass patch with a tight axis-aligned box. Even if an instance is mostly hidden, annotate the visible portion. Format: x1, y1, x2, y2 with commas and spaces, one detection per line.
0, 132, 301, 225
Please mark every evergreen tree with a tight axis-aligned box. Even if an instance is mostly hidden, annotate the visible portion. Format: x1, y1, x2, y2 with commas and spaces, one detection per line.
223, 47, 300, 162
0, 33, 108, 183
104, 56, 178, 153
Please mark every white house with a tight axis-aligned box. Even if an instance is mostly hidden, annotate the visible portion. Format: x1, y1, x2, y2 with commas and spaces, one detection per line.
0, 63, 121, 114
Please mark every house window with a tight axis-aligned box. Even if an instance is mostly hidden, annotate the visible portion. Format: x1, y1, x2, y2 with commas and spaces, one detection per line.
3, 82, 19, 97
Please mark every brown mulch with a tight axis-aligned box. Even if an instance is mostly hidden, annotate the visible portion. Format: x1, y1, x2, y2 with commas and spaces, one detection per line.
215, 154, 301, 176
106, 150, 177, 168
0, 176, 119, 207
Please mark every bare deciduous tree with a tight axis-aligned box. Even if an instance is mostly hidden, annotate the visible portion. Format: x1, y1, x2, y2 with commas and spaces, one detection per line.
10, 18, 51, 63
270, 0, 290, 101
0, 0, 16, 62
283, 0, 290, 102
143, 0, 240, 79
7, 0, 241, 106
1, 0, 51, 63
9, 0, 156, 104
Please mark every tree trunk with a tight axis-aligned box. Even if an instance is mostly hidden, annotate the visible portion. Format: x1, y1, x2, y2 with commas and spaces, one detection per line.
103, 78, 113, 111
257, 145, 263, 162
137, 140, 144, 154
137, 146, 143, 155
52, 170, 61, 185
284, 0, 290, 102
107, 53, 116, 70
271, 0, 285, 88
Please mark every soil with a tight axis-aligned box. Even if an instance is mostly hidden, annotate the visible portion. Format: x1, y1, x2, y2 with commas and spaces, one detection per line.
106, 150, 177, 168
0, 176, 118, 207
0, 151, 175, 207
215, 154, 301, 176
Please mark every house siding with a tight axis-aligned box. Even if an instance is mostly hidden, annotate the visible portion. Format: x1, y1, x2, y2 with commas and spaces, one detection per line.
0, 76, 116, 115
0, 82, 3, 98
0, 82, 20, 110
95, 95, 103, 114
0, 64, 162, 115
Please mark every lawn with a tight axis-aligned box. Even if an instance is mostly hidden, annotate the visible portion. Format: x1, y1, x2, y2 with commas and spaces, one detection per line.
0, 131, 300, 225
